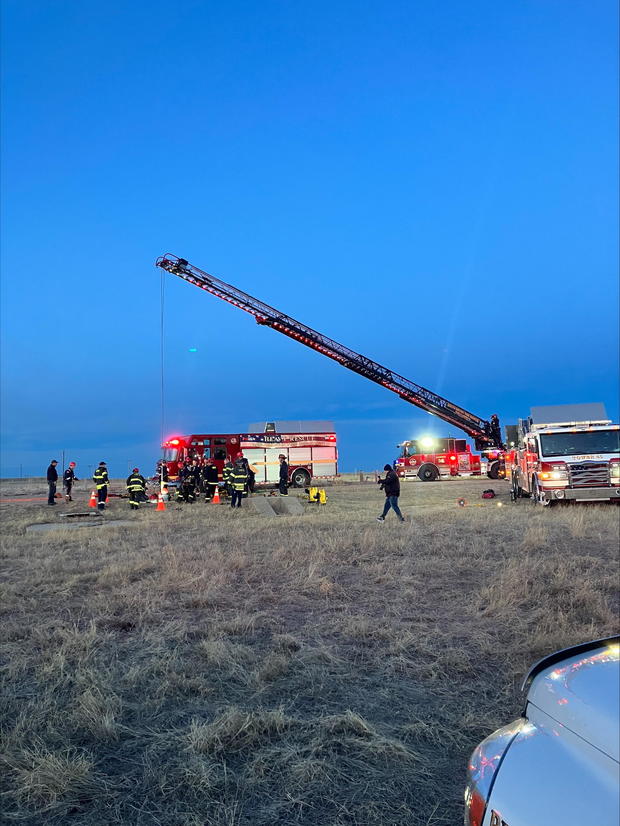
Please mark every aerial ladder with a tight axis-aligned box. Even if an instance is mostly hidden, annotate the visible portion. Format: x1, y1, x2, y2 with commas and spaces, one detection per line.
156, 254, 505, 475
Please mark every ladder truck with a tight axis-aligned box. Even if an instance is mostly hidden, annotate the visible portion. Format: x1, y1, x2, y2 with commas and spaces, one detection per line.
155, 254, 506, 478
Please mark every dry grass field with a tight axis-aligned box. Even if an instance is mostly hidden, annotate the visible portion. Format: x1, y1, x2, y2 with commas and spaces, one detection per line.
1, 477, 618, 825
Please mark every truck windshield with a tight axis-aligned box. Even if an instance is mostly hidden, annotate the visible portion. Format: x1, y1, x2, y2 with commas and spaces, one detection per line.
163, 448, 179, 461
540, 430, 620, 457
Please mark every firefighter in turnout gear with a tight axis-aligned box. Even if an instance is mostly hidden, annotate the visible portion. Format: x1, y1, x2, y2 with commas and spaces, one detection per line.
63, 462, 79, 502
202, 457, 219, 501
278, 454, 289, 496
93, 462, 109, 511
126, 468, 146, 510
230, 457, 248, 508
178, 461, 197, 503
222, 457, 234, 497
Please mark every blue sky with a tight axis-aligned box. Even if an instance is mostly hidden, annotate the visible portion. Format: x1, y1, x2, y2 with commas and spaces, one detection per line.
1, 0, 618, 477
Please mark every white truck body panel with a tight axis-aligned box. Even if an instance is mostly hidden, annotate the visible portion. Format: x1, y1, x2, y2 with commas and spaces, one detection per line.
473, 640, 620, 826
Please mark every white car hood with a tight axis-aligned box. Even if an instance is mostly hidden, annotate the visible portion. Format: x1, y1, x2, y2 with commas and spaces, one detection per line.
527, 642, 620, 761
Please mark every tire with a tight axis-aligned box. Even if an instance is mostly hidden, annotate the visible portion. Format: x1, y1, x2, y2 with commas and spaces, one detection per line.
290, 468, 311, 488
418, 463, 439, 482
531, 476, 549, 506
487, 460, 500, 480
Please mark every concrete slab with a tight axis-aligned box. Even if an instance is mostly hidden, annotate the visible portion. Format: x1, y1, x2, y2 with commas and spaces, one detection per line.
26, 520, 135, 533
270, 496, 304, 516
248, 497, 278, 517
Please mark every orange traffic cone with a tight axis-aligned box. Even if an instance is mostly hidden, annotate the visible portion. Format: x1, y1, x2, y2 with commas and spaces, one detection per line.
88, 490, 97, 508
156, 493, 166, 511
212, 486, 220, 504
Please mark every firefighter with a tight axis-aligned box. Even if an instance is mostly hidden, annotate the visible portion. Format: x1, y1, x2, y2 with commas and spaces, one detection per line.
278, 454, 288, 496
236, 453, 256, 494
190, 458, 202, 493
222, 456, 234, 497
178, 461, 196, 503
46, 459, 59, 505
93, 461, 109, 511
376, 464, 405, 523
63, 461, 79, 502
230, 456, 248, 508
202, 457, 219, 501
247, 462, 257, 493
490, 414, 502, 447
156, 459, 169, 484
126, 467, 146, 510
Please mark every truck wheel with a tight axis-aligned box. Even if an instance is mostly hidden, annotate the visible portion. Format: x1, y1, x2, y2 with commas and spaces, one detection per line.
291, 468, 311, 488
487, 460, 500, 480
531, 477, 549, 506
418, 463, 439, 482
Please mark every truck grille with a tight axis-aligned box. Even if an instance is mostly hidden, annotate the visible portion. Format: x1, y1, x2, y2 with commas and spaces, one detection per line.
569, 462, 609, 487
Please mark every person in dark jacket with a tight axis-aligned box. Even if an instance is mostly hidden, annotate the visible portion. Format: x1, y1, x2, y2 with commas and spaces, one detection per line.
93, 462, 109, 511
230, 458, 248, 508
189, 459, 202, 492
178, 461, 196, 503
202, 457, 219, 501
63, 461, 79, 502
222, 457, 234, 497
126, 468, 147, 509
377, 464, 405, 522
46, 460, 59, 505
278, 454, 288, 496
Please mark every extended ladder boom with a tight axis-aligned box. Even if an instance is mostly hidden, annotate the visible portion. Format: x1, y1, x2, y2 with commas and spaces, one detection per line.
156, 254, 502, 448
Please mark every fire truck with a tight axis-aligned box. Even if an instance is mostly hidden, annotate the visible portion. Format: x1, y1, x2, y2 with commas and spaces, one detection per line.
395, 436, 482, 481
510, 404, 620, 506
162, 421, 337, 488
155, 255, 506, 474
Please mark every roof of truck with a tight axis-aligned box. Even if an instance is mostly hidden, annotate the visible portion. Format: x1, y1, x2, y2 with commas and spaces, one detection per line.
531, 403, 609, 426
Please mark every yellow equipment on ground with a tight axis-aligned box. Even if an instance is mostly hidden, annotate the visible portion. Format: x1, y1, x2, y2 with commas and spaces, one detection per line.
307, 486, 327, 504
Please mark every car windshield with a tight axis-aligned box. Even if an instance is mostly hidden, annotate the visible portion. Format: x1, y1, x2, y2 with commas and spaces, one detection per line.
540, 430, 620, 457
163, 448, 179, 461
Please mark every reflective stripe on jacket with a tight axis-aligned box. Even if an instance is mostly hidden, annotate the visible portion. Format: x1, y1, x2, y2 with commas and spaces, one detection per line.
126, 474, 146, 491
230, 466, 248, 491
93, 468, 109, 489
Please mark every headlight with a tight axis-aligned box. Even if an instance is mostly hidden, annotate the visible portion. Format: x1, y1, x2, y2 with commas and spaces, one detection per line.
464, 720, 523, 826
610, 463, 620, 478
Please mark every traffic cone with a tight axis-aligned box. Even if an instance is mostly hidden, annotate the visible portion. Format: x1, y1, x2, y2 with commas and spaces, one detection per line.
88, 490, 97, 508
156, 493, 166, 511
212, 486, 220, 504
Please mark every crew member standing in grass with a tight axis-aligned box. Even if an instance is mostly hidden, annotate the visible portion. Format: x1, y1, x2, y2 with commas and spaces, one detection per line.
93, 461, 110, 511
230, 456, 248, 509
377, 464, 405, 523
63, 461, 78, 502
202, 456, 219, 501
46, 459, 59, 505
223, 456, 234, 498
278, 453, 288, 496
126, 467, 146, 510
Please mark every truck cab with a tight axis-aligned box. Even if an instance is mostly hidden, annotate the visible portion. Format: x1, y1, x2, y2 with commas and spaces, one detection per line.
511, 404, 620, 505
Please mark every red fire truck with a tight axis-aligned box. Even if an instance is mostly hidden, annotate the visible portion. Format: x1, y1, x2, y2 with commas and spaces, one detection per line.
161, 421, 337, 488
394, 436, 482, 481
